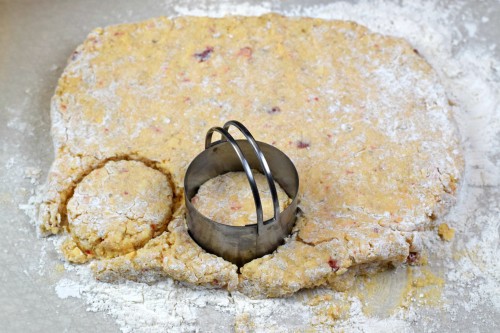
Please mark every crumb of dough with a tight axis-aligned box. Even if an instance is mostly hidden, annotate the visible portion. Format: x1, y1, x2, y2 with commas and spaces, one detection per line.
191, 171, 291, 226
438, 223, 455, 241
399, 267, 444, 308
234, 313, 256, 333
64, 160, 173, 261
61, 237, 88, 264
307, 294, 333, 306
321, 304, 342, 321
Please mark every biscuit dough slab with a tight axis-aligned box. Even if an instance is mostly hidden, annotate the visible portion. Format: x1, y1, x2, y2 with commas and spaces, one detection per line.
39, 14, 463, 298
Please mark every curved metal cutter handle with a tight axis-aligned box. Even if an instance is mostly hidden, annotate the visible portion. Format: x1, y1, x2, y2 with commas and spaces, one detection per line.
223, 121, 281, 227
205, 121, 280, 234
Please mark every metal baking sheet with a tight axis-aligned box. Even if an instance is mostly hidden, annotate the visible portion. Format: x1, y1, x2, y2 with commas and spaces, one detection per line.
0, 1, 498, 332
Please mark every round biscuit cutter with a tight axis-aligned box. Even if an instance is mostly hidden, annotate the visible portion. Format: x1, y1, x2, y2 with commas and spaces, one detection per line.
184, 120, 299, 266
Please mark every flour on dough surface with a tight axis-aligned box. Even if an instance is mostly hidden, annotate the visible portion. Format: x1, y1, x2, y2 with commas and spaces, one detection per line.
38, 14, 463, 297
62, 160, 173, 263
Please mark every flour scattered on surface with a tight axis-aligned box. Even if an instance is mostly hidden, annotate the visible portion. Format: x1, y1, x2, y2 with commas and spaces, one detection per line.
55, 278, 82, 299
22, 1, 500, 332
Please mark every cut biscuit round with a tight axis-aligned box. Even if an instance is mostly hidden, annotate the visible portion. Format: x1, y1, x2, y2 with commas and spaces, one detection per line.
65, 160, 173, 260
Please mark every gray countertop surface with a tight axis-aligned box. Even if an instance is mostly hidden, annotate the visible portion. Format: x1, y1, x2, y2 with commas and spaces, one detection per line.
0, 1, 498, 332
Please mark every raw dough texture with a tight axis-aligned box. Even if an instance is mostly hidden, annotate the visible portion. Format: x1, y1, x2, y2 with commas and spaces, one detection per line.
192, 171, 291, 226
91, 212, 239, 290
63, 160, 173, 262
39, 14, 463, 298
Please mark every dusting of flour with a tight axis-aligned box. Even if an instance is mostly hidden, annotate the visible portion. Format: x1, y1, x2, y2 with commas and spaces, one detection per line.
22, 1, 500, 332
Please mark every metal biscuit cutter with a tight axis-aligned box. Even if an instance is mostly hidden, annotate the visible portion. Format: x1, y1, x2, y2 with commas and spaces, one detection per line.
184, 120, 300, 266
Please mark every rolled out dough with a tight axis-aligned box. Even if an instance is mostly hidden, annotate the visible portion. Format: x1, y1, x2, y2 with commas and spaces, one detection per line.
39, 14, 463, 298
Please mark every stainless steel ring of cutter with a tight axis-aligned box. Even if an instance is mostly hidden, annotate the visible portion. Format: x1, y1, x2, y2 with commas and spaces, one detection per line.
184, 120, 300, 267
